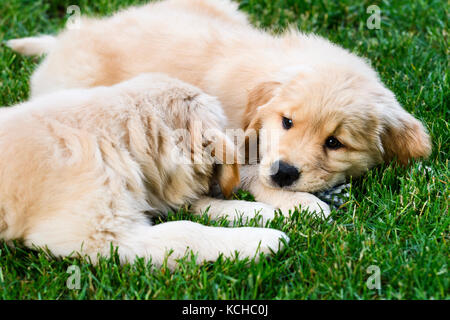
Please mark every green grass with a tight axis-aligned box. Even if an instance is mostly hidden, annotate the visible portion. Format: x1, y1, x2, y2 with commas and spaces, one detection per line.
0, 0, 448, 299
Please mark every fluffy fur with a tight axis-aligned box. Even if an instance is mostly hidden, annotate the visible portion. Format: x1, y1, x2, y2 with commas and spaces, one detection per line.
7, 0, 431, 220
0, 73, 287, 268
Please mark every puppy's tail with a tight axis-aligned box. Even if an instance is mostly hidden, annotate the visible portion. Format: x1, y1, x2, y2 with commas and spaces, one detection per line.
5, 35, 56, 56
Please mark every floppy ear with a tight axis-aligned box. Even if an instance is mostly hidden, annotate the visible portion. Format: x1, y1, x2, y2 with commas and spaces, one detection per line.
216, 164, 240, 199
380, 108, 431, 165
205, 129, 240, 198
243, 81, 281, 132
242, 81, 281, 164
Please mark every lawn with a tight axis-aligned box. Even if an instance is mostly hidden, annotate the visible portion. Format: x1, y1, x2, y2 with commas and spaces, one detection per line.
0, 0, 448, 300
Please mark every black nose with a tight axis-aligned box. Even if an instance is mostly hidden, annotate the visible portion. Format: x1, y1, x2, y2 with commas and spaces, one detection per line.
270, 160, 300, 187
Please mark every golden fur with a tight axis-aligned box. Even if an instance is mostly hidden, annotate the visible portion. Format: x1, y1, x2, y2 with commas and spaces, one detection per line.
0, 73, 287, 267
7, 0, 431, 218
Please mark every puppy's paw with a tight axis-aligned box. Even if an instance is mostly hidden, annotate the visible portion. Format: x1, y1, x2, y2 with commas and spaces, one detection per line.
303, 197, 331, 220
258, 228, 289, 254
235, 227, 289, 258
279, 193, 331, 220
234, 202, 277, 225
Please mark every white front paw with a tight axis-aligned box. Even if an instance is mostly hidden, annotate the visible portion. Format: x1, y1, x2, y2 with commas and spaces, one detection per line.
303, 197, 331, 219
257, 228, 290, 254
279, 193, 331, 220
236, 228, 289, 258
234, 202, 277, 225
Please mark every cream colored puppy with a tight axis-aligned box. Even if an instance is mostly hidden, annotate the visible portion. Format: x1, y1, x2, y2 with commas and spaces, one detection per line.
0, 73, 288, 269
7, 0, 431, 220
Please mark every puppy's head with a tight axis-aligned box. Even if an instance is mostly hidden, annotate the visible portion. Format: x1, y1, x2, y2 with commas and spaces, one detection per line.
170, 93, 240, 199
147, 77, 241, 199
244, 64, 431, 193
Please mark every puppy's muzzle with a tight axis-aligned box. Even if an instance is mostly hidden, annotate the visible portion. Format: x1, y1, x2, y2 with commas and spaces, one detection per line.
270, 160, 300, 188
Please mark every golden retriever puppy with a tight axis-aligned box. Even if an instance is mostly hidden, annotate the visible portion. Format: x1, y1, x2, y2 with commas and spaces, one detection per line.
0, 73, 288, 268
7, 0, 431, 220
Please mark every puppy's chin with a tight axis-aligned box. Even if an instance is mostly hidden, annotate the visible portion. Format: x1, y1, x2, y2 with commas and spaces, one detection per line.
258, 173, 289, 191
258, 174, 324, 193
258, 168, 346, 193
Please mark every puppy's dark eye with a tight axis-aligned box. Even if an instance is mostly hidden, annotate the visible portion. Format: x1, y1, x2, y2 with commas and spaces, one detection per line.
282, 117, 293, 130
325, 136, 343, 150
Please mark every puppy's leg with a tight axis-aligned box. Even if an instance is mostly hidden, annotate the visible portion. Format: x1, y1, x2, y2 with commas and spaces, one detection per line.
25, 216, 287, 269
249, 184, 331, 219
192, 196, 277, 225
24, 197, 288, 268
117, 221, 288, 269
240, 165, 331, 219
